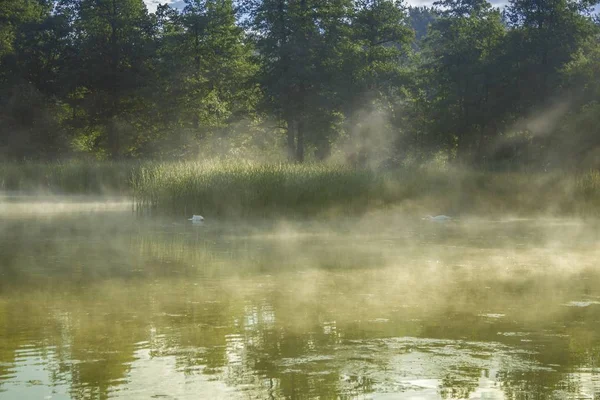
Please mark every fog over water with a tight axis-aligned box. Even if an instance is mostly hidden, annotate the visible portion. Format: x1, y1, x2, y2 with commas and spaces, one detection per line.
1, 199, 600, 399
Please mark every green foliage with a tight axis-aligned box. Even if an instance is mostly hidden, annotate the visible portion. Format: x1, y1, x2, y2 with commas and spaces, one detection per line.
56, 0, 157, 159
504, 0, 599, 106
0, 0, 50, 59
408, 6, 438, 42
152, 0, 259, 153
423, 0, 507, 160
0, 0, 599, 169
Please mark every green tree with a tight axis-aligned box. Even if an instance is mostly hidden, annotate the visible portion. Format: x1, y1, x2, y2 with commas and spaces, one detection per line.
408, 6, 438, 43
504, 0, 599, 108
344, 0, 413, 165
422, 0, 507, 162
55, 0, 156, 159
248, 0, 413, 163
182, 0, 258, 147
349, 0, 413, 102
500, 0, 599, 167
552, 34, 600, 168
248, 0, 361, 162
148, 1, 259, 158
0, 0, 49, 60
0, 0, 68, 160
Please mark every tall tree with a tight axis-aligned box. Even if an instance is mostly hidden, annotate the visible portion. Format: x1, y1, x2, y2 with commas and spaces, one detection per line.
408, 6, 438, 43
0, 0, 49, 60
551, 33, 600, 168
251, 0, 366, 162
55, 0, 156, 159
246, 1, 305, 160
341, 0, 413, 164
149, 0, 258, 157
248, 0, 412, 163
422, 0, 507, 162
498, 0, 599, 167
504, 0, 599, 109
0, 0, 67, 159
350, 0, 413, 101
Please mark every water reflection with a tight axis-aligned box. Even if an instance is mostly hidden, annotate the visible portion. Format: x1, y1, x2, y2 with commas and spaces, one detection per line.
1, 210, 600, 398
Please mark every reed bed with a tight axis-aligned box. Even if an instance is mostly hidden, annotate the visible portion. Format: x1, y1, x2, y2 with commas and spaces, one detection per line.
1, 160, 599, 217
131, 162, 385, 217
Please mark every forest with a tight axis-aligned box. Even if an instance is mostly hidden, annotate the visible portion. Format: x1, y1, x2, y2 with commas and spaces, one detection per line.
1, 0, 599, 170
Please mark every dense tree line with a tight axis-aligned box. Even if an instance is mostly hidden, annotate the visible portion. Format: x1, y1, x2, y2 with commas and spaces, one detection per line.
0, 0, 599, 168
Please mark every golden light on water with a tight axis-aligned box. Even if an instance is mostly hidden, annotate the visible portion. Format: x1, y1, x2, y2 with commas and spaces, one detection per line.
1, 202, 600, 398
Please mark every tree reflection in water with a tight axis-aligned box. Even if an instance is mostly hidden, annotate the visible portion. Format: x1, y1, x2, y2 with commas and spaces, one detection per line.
1, 213, 600, 399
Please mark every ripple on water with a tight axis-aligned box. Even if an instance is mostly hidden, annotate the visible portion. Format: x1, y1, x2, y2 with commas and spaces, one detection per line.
497, 331, 531, 337
2, 213, 600, 399
564, 301, 600, 307
263, 336, 555, 398
478, 313, 506, 319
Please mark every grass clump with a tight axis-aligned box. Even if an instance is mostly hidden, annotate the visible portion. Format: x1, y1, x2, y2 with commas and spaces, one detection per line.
132, 161, 385, 217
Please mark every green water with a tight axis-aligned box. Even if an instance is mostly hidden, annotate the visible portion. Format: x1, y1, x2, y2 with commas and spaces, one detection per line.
1, 201, 600, 399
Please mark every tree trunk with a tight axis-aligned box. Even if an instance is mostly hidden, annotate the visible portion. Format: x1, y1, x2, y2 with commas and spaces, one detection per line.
295, 0, 307, 164
193, 19, 201, 135
108, 118, 120, 160
286, 117, 296, 161
108, 0, 120, 159
296, 118, 305, 163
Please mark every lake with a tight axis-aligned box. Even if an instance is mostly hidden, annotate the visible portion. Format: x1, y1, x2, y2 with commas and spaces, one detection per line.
1, 199, 600, 399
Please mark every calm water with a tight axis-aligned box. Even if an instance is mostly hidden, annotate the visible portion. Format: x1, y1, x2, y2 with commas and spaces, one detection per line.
2, 201, 600, 399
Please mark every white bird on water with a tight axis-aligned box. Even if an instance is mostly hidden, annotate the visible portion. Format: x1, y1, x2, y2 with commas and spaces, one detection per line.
423, 215, 453, 222
188, 215, 204, 223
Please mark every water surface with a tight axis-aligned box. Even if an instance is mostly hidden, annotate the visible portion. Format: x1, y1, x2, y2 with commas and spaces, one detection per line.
1, 201, 600, 399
